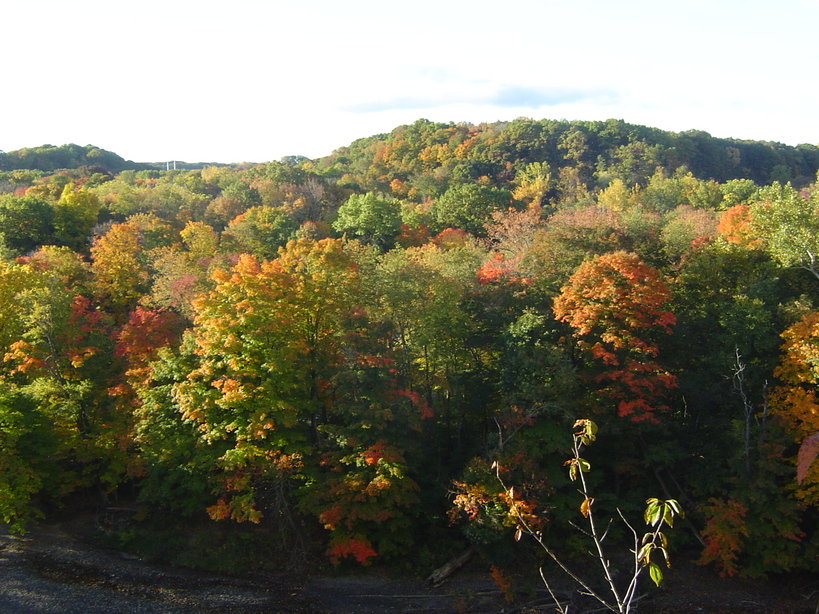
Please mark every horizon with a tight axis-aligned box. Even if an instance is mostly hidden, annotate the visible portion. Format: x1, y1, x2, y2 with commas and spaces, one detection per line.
5, 113, 818, 167
4, 0, 818, 164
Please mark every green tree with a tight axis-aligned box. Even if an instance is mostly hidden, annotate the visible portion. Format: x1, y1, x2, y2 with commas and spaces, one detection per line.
222, 206, 297, 259
429, 184, 512, 235
0, 194, 54, 253
659, 205, 717, 264
332, 192, 402, 249
720, 179, 757, 207
0, 385, 49, 532
749, 183, 819, 280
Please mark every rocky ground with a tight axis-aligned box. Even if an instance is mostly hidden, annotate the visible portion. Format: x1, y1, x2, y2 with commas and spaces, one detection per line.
0, 521, 815, 613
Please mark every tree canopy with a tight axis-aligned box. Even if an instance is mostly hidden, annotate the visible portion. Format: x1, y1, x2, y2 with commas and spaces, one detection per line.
0, 119, 817, 580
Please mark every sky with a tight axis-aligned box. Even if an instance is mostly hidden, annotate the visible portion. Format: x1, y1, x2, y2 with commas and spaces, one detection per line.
2, 0, 818, 163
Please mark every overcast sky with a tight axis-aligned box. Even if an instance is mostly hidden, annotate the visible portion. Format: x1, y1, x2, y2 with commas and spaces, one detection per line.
3, 0, 817, 163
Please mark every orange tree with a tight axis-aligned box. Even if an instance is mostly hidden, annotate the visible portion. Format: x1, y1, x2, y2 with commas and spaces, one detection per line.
553, 251, 676, 424
771, 312, 819, 505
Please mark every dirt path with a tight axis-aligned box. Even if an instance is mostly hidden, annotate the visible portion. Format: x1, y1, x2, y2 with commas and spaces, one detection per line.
0, 523, 315, 613
0, 523, 505, 613
0, 522, 815, 613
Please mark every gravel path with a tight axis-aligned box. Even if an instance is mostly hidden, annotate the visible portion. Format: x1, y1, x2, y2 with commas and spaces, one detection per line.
2, 522, 812, 613
0, 523, 503, 614
0, 524, 314, 613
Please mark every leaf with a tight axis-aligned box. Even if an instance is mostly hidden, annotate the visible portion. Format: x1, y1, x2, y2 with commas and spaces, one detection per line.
580, 497, 594, 518
797, 433, 819, 484
637, 543, 653, 564
514, 527, 523, 542
644, 500, 661, 526
666, 499, 683, 517
663, 505, 674, 527
648, 562, 663, 586
573, 419, 598, 445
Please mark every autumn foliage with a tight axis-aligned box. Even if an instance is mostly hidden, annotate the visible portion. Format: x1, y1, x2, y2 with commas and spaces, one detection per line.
717, 204, 758, 246
698, 498, 749, 577
553, 251, 677, 422
1, 126, 817, 581
771, 312, 819, 503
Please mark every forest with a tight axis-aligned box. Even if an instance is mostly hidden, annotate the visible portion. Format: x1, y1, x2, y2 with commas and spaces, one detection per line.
0, 118, 817, 589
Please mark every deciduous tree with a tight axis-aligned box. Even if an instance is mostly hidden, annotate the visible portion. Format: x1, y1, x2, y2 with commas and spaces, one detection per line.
553, 251, 676, 422
771, 312, 819, 504
332, 192, 402, 250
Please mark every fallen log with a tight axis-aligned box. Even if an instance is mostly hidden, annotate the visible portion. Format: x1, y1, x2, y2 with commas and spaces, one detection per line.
426, 546, 477, 586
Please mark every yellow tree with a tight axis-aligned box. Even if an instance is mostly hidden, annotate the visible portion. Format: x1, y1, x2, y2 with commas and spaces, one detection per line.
771, 312, 819, 504
174, 238, 419, 561
512, 162, 552, 207
90, 214, 173, 316
53, 184, 100, 251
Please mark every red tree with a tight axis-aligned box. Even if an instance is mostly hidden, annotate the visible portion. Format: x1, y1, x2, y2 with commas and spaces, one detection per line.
553, 251, 677, 423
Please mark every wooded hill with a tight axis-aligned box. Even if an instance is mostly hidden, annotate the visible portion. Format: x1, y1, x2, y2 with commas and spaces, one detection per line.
317, 118, 819, 189
0, 118, 817, 584
0, 144, 148, 174
5, 118, 819, 185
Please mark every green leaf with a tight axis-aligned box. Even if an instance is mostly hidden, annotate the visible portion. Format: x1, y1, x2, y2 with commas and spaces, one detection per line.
666, 499, 683, 517
644, 500, 661, 526
663, 505, 674, 527
648, 562, 663, 586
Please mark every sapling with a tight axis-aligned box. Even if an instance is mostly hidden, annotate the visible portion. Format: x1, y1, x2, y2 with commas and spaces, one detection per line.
495, 419, 682, 614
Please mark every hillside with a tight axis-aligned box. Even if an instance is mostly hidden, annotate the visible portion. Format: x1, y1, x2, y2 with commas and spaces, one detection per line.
0, 144, 153, 175
315, 118, 819, 192
0, 117, 817, 612
4, 118, 818, 188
